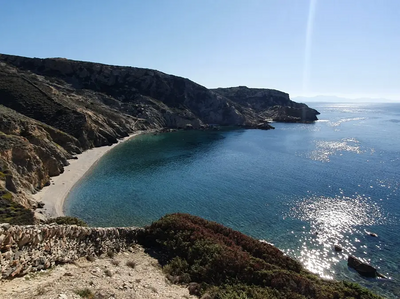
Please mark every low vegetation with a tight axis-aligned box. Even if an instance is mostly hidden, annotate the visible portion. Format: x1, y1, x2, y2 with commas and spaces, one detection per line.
140, 213, 382, 299
74, 288, 94, 298
44, 216, 88, 226
0, 188, 35, 225
126, 260, 136, 269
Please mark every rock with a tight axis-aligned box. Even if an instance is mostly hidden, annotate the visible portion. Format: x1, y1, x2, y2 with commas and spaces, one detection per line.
348, 255, 378, 277
87, 255, 96, 262
257, 122, 275, 130
1, 223, 11, 230
3, 234, 13, 246
188, 282, 201, 296
368, 231, 378, 237
334, 245, 343, 252
11, 265, 23, 277
18, 234, 32, 248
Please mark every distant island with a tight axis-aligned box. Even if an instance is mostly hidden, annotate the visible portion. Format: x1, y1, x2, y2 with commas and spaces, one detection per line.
0, 53, 319, 223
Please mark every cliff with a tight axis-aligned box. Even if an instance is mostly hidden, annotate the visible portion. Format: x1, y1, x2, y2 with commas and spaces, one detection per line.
212, 86, 320, 122
0, 53, 319, 220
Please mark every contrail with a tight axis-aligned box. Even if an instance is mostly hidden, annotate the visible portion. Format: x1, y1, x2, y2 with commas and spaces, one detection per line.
303, 0, 318, 93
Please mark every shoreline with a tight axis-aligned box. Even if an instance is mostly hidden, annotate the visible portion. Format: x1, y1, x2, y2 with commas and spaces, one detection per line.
33, 131, 146, 219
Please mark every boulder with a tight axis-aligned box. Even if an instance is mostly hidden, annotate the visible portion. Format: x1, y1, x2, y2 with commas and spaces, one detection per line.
334, 245, 342, 252
347, 255, 378, 277
188, 282, 201, 296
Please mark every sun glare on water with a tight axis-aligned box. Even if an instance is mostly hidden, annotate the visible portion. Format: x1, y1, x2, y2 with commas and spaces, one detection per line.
287, 194, 385, 279
308, 138, 368, 162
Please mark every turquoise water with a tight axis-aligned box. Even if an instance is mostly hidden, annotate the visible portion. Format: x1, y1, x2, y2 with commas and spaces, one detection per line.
65, 102, 400, 298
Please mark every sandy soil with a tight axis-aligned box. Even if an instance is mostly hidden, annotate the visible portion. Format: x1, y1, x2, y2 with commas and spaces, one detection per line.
0, 245, 196, 299
33, 132, 145, 219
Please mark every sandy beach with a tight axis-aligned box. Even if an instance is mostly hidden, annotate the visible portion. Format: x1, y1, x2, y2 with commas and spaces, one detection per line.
33, 132, 144, 218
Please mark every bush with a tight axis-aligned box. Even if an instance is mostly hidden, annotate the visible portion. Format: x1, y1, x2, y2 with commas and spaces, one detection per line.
74, 288, 94, 298
45, 216, 88, 226
0, 193, 35, 225
126, 260, 136, 269
140, 213, 382, 299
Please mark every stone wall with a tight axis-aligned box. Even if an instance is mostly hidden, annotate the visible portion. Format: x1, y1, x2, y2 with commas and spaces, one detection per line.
0, 223, 142, 279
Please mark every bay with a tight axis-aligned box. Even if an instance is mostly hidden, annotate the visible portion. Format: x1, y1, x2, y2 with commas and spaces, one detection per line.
65, 102, 400, 298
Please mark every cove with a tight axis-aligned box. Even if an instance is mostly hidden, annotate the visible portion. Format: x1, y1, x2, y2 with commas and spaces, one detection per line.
65, 103, 400, 298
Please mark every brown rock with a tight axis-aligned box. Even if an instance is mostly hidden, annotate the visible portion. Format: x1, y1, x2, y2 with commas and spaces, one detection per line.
11, 265, 23, 277
348, 255, 378, 277
334, 245, 343, 252
188, 282, 201, 296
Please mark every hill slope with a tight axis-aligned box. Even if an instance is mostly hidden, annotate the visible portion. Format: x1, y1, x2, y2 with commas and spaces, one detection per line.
0, 53, 319, 220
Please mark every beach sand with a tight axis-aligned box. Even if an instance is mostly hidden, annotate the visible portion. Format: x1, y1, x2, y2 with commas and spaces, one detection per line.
33, 132, 144, 218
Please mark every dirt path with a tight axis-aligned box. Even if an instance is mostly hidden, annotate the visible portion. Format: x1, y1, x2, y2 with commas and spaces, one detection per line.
0, 245, 195, 299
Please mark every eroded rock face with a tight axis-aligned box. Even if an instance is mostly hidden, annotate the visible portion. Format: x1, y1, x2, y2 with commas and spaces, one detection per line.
212, 86, 320, 123
0, 54, 319, 130
0, 106, 80, 208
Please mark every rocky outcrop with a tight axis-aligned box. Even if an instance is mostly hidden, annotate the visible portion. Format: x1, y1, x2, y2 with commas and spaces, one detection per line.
0, 54, 319, 130
0, 223, 142, 279
348, 255, 385, 278
0, 53, 319, 218
212, 86, 320, 123
0, 106, 81, 209
0, 61, 144, 149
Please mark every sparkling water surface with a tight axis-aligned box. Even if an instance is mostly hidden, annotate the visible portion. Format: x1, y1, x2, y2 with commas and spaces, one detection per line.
65, 103, 400, 298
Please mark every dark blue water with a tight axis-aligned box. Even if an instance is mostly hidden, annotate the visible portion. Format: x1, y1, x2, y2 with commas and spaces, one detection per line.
65, 102, 400, 298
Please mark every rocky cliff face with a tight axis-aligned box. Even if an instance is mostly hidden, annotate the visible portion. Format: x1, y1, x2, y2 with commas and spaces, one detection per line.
0, 105, 81, 215
212, 86, 320, 122
0, 54, 319, 220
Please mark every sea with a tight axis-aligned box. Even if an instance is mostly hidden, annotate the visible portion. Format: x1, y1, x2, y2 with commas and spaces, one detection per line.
65, 102, 400, 298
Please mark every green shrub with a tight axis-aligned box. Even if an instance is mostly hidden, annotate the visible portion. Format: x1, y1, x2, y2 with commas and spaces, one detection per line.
0, 194, 35, 225
45, 216, 88, 227
1, 191, 12, 200
140, 213, 383, 299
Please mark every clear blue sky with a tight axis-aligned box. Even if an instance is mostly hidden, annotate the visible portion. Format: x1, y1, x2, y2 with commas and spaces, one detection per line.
1, 0, 399, 100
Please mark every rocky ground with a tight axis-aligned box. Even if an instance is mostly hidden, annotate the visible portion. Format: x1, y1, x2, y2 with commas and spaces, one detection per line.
0, 245, 196, 299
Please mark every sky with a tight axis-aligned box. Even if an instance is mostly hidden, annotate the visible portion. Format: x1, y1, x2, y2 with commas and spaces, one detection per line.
1, 0, 399, 101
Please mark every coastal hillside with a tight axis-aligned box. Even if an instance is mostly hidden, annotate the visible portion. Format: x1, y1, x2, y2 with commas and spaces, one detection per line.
0, 53, 319, 220
0, 214, 382, 298
213, 86, 319, 123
